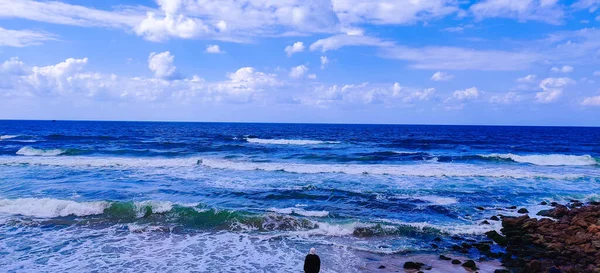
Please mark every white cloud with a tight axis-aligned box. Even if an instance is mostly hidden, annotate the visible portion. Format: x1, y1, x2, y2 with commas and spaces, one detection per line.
309, 82, 435, 106
452, 87, 479, 100
489, 92, 522, 104
0, 27, 57, 47
308, 74, 317, 80
594, 71, 600, 77
470, 0, 564, 25
536, 77, 575, 103
284, 42, 305, 57
572, 0, 600, 12
331, 0, 459, 25
582, 95, 600, 106
383, 46, 540, 71
550, 65, 574, 73
135, 12, 211, 42
0, 56, 280, 104
320, 56, 329, 69
148, 51, 177, 79
431, 71, 454, 81
205, 44, 224, 53
310, 35, 393, 52
517, 74, 537, 83
0, 0, 143, 29
289, 65, 308, 79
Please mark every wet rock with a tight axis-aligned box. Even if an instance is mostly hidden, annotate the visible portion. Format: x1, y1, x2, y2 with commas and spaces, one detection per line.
433, 237, 442, 242
517, 208, 529, 214
378, 265, 385, 269
476, 206, 485, 211
403, 261, 424, 270
481, 220, 491, 225
540, 201, 548, 205
430, 243, 438, 249
451, 259, 461, 265
490, 216, 500, 221
507, 206, 517, 209
439, 255, 452, 261
462, 260, 477, 270
494, 270, 510, 273
485, 230, 508, 246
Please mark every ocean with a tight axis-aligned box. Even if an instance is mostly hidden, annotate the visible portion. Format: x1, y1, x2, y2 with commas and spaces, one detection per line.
0, 120, 599, 272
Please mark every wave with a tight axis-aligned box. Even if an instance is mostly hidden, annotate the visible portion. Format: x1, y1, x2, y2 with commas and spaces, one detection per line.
245, 138, 340, 145
0, 198, 492, 237
16, 146, 68, 156
481, 153, 599, 166
0, 135, 18, 140
198, 158, 586, 179
268, 207, 329, 217
415, 196, 458, 205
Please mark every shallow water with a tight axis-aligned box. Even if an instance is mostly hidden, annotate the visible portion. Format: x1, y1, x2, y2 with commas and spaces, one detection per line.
0, 121, 599, 272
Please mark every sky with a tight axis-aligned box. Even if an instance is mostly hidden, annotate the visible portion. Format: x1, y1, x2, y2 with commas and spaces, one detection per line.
1, 0, 600, 126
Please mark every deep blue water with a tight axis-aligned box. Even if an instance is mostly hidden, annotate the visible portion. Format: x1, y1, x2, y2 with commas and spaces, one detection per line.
0, 120, 599, 272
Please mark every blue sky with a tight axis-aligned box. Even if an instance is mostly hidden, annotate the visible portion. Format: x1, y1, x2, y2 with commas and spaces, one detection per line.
1, 0, 600, 125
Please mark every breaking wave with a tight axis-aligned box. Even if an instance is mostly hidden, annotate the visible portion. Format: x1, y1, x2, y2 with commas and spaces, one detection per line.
16, 146, 68, 156
481, 153, 599, 166
245, 138, 340, 145
0, 135, 18, 140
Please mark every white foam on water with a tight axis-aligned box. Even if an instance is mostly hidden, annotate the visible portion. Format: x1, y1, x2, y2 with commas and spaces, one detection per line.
16, 146, 66, 156
417, 196, 458, 205
482, 153, 598, 166
199, 158, 586, 179
245, 138, 340, 145
269, 207, 329, 217
378, 219, 501, 236
0, 198, 109, 218
0, 156, 200, 168
0, 135, 18, 140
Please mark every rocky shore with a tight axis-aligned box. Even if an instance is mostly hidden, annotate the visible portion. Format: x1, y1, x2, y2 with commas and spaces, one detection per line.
488, 201, 600, 273
365, 201, 600, 273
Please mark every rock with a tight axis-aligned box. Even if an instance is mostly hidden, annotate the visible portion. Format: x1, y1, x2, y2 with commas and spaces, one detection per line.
494, 270, 510, 273
490, 216, 500, 221
485, 230, 508, 246
378, 265, 385, 269
462, 260, 477, 270
550, 202, 558, 207
476, 206, 485, 211
451, 259, 461, 265
518, 208, 529, 213
507, 206, 517, 209
481, 220, 491, 225
439, 255, 452, 261
540, 201, 548, 205
403, 262, 424, 270
430, 243, 438, 249
433, 237, 442, 242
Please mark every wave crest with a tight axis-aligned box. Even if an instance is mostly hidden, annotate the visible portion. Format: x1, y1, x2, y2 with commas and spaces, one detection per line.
481, 153, 598, 166
0, 135, 18, 140
245, 138, 339, 145
16, 146, 67, 156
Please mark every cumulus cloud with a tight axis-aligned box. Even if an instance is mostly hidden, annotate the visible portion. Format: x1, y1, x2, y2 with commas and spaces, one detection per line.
517, 74, 537, 83
0, 27, 57, 47
452, 87, 479, 100
308, 74, 317, 80
431, 71, 454, 81
581, 95, 600, 106
536, 77, 575, 103
551, 65, 574, 73
310, 82, 435, 106
320, 56, 329, 69
148, 51, 177, 79
331, 0, 459, 25
205, 44, 224, 53
289, 65, 309, 79
310, 35, 394, 52
470, 0, 565, 25
284, 42, 305, 57
0, 55, 280, 104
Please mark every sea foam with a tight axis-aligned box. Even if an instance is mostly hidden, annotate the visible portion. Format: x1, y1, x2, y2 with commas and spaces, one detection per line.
16, 146, 66, 156
268, 207, 329, 217
0, 198, 109, 218
245, 138, 340, 145
0, 135, 18, 140
482, 153, 598, 166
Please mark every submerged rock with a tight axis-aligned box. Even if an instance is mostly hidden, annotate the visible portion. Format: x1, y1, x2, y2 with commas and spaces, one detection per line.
462, 260, 478, 270
451, 259, 461, 265
403, 261, 424, 269
517, 208, 529, 213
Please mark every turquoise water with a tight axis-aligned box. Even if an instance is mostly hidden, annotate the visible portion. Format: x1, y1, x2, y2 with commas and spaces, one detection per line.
0, 121, 599, 272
